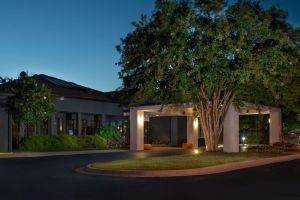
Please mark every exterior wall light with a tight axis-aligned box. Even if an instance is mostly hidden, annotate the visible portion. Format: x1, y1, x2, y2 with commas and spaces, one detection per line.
268, 118, 271, 124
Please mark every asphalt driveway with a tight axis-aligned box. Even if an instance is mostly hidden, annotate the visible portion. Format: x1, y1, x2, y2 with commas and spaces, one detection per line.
0, 150, 299, 200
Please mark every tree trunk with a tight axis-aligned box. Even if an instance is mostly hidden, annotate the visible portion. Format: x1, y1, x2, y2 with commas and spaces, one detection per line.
13, 119, 21, 148
15, 120, 26, 149
195, 87, 235, 151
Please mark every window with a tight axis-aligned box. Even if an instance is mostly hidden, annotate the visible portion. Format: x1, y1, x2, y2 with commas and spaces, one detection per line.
56, 118, 64, 134
66, 113, 77, 135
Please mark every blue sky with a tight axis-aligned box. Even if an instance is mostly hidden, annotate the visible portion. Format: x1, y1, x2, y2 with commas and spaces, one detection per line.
0, 0, 299, 92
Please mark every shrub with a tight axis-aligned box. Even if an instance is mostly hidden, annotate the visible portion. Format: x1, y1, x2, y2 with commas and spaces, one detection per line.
245, 131, 268, 145
109, 136, 129, 148
95, 126, 122, 143
19, 135, 108, 152
78, 135, 108, 149
19, 135, 51, 152
247, 144, 283, 153
272, 142, 300, 151
50, 135, 78, 150
247, 142, 300, 153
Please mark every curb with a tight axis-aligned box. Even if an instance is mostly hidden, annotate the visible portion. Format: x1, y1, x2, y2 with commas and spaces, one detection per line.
0, 149, 128, 159
76, 153, 300, 178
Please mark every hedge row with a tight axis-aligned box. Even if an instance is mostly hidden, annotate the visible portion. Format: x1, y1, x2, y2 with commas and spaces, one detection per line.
247, 142, 300, 153
19, 135, 108, 152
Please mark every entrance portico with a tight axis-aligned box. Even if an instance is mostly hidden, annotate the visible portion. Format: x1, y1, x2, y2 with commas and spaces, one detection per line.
223, 103, 282, 152
130, 103, 282, 152
130, 104, 199, 151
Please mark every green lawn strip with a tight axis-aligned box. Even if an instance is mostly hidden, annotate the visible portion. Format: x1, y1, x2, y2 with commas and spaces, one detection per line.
90, 152, 283, 170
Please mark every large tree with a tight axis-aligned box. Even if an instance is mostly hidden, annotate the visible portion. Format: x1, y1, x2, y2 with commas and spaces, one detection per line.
117, 0, 300, 151
1, 72, 55, 135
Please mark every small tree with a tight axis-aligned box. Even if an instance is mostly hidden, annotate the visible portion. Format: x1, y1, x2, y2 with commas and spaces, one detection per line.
1, 72, 55, 136
117, 0, 300, 151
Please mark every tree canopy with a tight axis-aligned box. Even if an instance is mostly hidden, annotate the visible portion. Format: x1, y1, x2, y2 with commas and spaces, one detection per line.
117, 0, 300, 150
118, 0, 299, 108
1, 72, 55, 123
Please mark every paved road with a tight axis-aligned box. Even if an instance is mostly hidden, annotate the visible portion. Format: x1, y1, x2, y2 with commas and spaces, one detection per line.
0, 150, 299, 200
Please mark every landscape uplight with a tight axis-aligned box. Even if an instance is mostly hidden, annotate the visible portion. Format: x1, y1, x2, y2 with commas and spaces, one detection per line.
242, 136, 246, 145
193, 149, 200, 155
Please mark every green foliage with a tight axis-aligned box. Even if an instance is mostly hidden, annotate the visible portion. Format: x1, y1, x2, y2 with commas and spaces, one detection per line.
117, 0, 300, 151
194, 0, 225, 12
283, 111, 300, 133
91, 152, 275, 170
246, 132, 264, 145
117, 0, 300, 109
240, 115, 269, 144
1, 72, 55, 122
19, 135, 108, 152
95, 126, 122, 142
247, 145, 284, 153
78, 135, 108, 149
248, 142, 300, 153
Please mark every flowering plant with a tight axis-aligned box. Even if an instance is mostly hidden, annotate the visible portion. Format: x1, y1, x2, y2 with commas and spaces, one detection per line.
109, 136, 129, 148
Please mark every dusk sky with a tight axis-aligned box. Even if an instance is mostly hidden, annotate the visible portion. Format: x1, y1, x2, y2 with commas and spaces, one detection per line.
0, 0, 299, 92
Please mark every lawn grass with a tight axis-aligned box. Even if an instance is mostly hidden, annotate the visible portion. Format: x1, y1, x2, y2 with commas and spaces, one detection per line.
91, 151, 282, 170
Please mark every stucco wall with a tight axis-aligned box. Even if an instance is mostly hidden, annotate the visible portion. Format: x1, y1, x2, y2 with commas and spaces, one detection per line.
55, 97, 124, 116
149, 117, 171, 143
178, 116, 187, 144
148, 116, 187, 145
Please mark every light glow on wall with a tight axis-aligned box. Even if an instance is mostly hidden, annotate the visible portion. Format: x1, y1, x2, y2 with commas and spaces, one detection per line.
193, 118, 198, 129
138, 114, 144, 126
268, 118, 271, 124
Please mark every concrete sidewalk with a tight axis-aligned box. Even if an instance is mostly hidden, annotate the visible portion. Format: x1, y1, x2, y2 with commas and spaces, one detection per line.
78, 152, 300, 178
0, 149, 128, 158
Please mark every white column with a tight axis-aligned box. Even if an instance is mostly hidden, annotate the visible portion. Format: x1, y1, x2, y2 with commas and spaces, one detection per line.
130, 108, 144, 151
187, 117, 199, 148
223, 104, 240, 152
269, 110, 282, 144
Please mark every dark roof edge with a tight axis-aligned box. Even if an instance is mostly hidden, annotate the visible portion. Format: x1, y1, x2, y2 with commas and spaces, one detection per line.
34, 74, 108, 94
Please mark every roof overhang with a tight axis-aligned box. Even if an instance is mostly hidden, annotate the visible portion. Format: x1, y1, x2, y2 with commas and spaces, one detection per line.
130, 102, 281, 117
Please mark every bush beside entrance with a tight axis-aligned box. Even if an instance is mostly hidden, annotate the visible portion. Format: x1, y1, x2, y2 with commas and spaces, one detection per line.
19, 135, 108, 152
